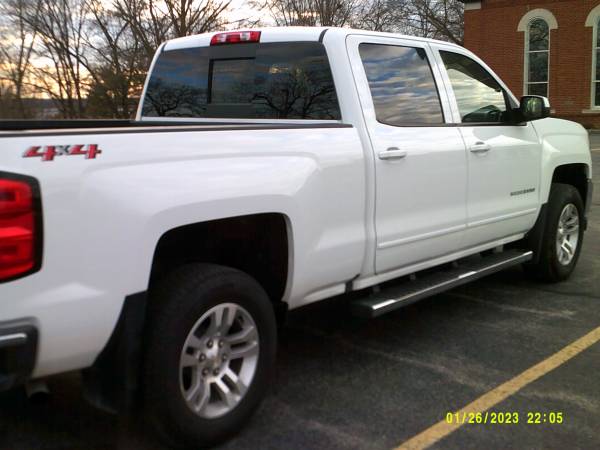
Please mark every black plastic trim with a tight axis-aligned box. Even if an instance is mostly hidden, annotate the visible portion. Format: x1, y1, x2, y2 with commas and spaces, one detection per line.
524, 203, 548, 265
82, 291, 147, 413
0, 119, 134, 130
0, 318, 38, 392
0, 171, 43, 284
318, 28, 329, 42
0, 122, 353, 138
365, 120, 528, 128
585, 179, 593, 218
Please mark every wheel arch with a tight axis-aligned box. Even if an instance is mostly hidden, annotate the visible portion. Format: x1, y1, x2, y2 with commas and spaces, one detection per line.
148, 212, 292, 312
82, 213, 293, 413
549, 163, 591, 210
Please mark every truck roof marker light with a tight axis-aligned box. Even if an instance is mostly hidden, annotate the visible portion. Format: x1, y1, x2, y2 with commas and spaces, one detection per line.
210, 31, 261, 46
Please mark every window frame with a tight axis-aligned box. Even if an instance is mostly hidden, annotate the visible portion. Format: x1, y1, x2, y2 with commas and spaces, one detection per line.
590, 16, 600, 109
584, 5, 600, 111
432, 46, 519, 126
524, 18, 550, 99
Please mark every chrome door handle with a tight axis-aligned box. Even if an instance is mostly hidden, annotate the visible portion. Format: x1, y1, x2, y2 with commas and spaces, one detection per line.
469, 142, 491, 153
378, 148, 407, 160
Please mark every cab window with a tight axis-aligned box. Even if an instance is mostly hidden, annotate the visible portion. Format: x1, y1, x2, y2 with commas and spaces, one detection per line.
359, 43, 445, 126
440, 51, 511, 123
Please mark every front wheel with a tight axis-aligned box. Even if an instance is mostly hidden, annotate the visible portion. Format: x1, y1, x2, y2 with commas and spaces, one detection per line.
143, 264, 277, 448
525, 183, 584, 282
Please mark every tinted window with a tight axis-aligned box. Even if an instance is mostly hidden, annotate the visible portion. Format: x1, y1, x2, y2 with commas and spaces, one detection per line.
440, 51, 509, 123
143, 42, 340, 120
359, 43, 444, 126
143, 48, 209, 117
210, 59, 254, 104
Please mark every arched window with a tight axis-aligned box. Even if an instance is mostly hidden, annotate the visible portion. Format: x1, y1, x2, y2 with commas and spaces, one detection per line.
525, 19, 549, 97
518, 9, 557, 98
586, 5, 600, 108
594, 18, 600, 107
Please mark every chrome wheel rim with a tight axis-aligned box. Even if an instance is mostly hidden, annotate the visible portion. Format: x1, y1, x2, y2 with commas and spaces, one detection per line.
556, 203, 580, 266
179, 303, 259, 419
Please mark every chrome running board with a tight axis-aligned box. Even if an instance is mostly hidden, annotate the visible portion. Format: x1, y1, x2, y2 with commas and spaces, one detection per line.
351, 250, 533, 318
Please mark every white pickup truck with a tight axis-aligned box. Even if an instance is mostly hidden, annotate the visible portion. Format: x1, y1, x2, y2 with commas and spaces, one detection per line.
0, 27, 593, 447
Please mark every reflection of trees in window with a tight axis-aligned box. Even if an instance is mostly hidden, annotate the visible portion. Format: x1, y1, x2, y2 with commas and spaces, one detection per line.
253, 62, 338, 119
210, 59, 254, 104
141, 42, 340, 120
526, 19, 549, 97
440, 51, 507, 123
143, 79, 206, 116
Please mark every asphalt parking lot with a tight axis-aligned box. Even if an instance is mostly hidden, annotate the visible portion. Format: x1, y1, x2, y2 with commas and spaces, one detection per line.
1, 150, 599, 450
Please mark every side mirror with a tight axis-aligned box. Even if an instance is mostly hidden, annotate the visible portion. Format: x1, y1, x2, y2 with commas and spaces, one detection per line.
518, 95, 550, 122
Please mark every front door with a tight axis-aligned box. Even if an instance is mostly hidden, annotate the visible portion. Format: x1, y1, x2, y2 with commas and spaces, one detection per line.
348, 36, 468, 274
433, 47, 542, 248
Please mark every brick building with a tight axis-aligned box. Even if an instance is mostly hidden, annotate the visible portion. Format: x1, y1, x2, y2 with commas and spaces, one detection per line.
462, 0, 600, 128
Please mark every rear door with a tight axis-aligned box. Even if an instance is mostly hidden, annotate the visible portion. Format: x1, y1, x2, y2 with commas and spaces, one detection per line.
347, 35, 468, 274
432, 45, 542, 248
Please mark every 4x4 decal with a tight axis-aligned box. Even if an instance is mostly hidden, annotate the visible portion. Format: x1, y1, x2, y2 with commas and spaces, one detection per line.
23, 144, 101, 161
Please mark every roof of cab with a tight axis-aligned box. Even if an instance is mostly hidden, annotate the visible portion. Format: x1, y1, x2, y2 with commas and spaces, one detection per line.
162, 26, 462, 52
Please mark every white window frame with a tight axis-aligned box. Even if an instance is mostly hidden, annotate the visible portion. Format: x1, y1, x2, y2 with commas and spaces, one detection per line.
518, 9, 558, 99
593, 21, 600, 109
585, 5, 600, 110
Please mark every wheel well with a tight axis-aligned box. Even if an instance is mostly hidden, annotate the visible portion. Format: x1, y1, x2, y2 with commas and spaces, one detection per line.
150, 213, 290, 312
552, 164, 589, 207
83, 215, 289, 414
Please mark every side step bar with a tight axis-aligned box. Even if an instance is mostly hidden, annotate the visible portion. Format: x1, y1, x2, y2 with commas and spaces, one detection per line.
351, 250, 533, 318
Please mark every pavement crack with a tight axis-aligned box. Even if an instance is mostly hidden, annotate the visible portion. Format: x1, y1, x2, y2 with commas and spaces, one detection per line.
519, 389, 600, 414
531, 287, 600, 302
268, 399, 380, 450
289, 325, 496, 391
446, 292, 578, 319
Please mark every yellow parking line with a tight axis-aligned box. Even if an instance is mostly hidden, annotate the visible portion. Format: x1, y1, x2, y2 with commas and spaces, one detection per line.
395, 325, 600, 450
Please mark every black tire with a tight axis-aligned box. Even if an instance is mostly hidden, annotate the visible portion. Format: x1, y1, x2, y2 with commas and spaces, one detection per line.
143, 263, 277, 448
525, 183, 585, 282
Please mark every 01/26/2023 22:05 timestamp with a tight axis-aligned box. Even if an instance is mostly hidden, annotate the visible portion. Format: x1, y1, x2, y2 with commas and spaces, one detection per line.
445, 412, 564, 425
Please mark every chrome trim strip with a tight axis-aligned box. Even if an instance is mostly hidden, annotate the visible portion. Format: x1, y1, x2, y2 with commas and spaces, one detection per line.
0, 332, 28, 347
366, 250, 533, 313
377, 224, 466, 249
467, 208, 538, 228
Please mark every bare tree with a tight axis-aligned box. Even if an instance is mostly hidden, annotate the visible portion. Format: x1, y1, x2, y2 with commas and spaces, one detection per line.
254, 0, 444, 34
352, 0, 397, 32
0, 0, 40, 117
83, 0, 146, 117
113, 0, 232, 63
0, 0, 464, 120
254, 0, 360, 27
397, 0, 464, 44
20, 0, 92, 117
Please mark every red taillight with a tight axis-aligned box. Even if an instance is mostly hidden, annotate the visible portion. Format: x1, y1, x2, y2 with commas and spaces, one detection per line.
0, 176, 41, 281
210, 31, 261, 46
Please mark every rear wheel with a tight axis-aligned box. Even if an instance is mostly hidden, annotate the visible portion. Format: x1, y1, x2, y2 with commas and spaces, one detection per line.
525, 183, 584, 282
143, 264, 277, 448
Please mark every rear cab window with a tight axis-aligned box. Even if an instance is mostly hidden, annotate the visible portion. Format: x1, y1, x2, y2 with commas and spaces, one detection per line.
142, 42, 341, 120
